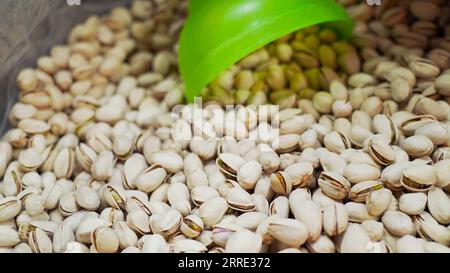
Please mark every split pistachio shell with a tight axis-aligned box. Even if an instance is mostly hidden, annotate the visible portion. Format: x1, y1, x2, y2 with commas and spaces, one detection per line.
226, 188, 255, 212
413, 211, 450, 246
312, 188, 337, 208
270, 196, 290, 218
415, 122, 449, 146
323, 131, 351, 154
28, 228, 53, 253
216, 153, 245, 179
75, 218, 110, 244
381, 162, 414, 191
127, 210, 150, 236
191, 185, 220, 207
400, 135, 434, 158
401, 164, 436, 192
123, 154, 147, 189
269, 171, 292, 196
180, 214, 204, 238
367, 138, 395, 166
212, 223, 242, 247
114, 221, 138, 249
323, 203, 348, 237
0, 197, 22, 222
373, 114, 398, 144
91, 226, 119, 253
318, 171, 351, 200
349, 180, 384, 203
103, 184, 127, 210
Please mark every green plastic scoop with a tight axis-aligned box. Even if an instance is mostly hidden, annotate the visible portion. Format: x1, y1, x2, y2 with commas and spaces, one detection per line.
179, 0, 353, 102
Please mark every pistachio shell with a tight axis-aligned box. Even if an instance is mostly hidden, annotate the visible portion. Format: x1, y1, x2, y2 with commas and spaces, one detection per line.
401, 164, 436, 192
399, 192, 427, 215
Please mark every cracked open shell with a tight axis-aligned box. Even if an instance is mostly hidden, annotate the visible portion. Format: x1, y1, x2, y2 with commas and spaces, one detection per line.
318, 171, 351, 200
180, 214, 204, 238
226, 187, 256, 212
216, 153, 246, 179
400, 164, 436, 192
349, 180, 384, 203
269, 171, 292, 196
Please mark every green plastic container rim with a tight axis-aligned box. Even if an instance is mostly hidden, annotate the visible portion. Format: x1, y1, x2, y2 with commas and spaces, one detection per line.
179, 0, 353, 102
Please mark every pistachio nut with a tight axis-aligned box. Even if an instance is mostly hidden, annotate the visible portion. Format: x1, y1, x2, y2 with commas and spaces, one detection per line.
365, 188, 392, 217
427, 187, 450, 225
0, 226, 21, 247
28, 228, 53, 253
345, 202, 378, 223
75, 186, 100, 211
344, 163, 381, 184
114, 221, 138, 249
0, 197, 22, 222
367, 138, 395, 166
199, 197, 228, 227
349, 180, 384, 203
290, 200, 322, 241
381, 210, 415, 237
269, 196, 290, 218
269, 171, 292, 196
147, 151, 183, 173
400, 135, 434, 158
216, 153, 246, 179
226, 188, 255, 212
401, 164, 436, 192
135, 164, 167, 193
284, 162, 314, 188
361, 220, 384, 242
268, 217, 308, 248
102, 184, 127, 210
180, 214, 204, 238
91, 226, 119, 253
339, 223, 371, 253
318, 171, 351, 200
413, 211, 450, 246
323, 203, 348, 237
225, 230, 262, 253
399, 192, 427, 215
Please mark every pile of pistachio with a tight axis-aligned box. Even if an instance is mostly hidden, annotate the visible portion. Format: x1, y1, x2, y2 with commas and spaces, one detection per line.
341, 0, 450, 68
202, 25, 362, 107
0, 0, 449, 253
